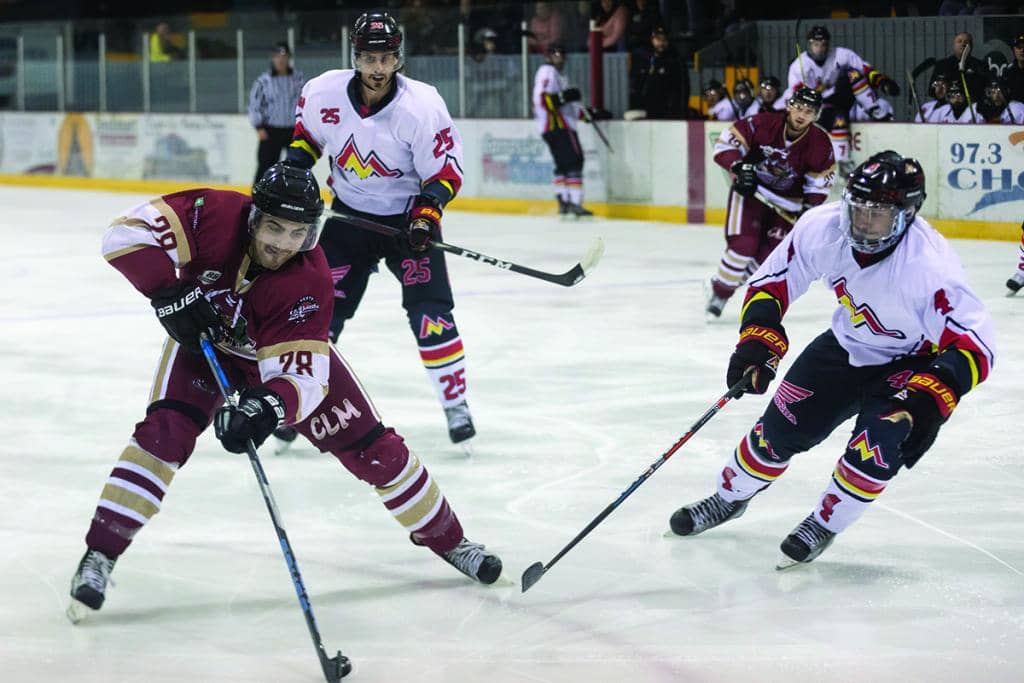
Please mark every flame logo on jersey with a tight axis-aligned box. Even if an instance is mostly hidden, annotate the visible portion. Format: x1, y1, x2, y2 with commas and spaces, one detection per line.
847, 429, 888, 469
335, 134, 403, 181
419, 315, 454, 339
831, 278, 906, 339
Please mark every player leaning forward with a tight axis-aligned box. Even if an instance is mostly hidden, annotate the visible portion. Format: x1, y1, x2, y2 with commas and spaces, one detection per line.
673, 152, 994, 568
68, 165, 502, 621
286, 13, 476, 447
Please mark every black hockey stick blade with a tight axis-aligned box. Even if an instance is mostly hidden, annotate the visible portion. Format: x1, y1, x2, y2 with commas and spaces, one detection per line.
521, 561, 547, 592
323, 652, 352, 681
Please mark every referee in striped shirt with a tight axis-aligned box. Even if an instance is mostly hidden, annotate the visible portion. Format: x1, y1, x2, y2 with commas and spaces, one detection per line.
248, 42, 306, 185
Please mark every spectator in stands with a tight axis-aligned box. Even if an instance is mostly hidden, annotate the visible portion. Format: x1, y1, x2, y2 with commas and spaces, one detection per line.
594, 0, 630, 52
929, 32, 985, 103
468, 28, 517, 117
978, 77, 1024, 123
757, 76, 785, 111
915, 73, 950, 122
528, 2, 566, 55
627, 0, 663, 52
248, 42, 305, 185
149, 22, 183, 62
704, 80, 737, 120
638, 27, 685, 119
1005, 33, 1024, 103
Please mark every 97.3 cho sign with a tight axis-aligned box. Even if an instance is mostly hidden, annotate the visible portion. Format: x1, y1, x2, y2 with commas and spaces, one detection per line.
939, 126, 1024, 222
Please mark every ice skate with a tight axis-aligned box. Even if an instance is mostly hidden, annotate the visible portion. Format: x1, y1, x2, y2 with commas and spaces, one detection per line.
703, 280, 727, 320
67, 549, 116, 623
440, 538, 503, 584
1006, 271, 1024, 297
564, 202, 593, 218
272, 425, 299, 454
444, 401, 476, 447
557, 196, 569, 216
669, 492, 749, 536
776, 514, 836, 570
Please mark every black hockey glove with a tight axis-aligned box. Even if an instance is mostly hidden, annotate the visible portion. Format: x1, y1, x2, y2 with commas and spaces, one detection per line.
214, 388, 287, 454
557, 87, 582, 105
878, 75, 900, 96
887, 369, 959, 469
730, 161, 758, 198
150, 282, 221, 353
406, 194, 442, 252
727, 323, 788, 396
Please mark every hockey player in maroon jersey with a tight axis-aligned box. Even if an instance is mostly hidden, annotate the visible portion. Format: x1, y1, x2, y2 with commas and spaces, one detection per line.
284, 12, 477, 450
671, 152, 995, 568
706, 86, 836, 318
67, 164, 502, 622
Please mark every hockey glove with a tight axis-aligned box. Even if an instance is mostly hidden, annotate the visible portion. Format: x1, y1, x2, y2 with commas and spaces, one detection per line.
878, 75, 900, 96
214, 388, 287, 454
406, 194, 442, 252
886, 369, 959, 469
727, 323, 788, 396
730, 161, 759, 198
150, 282, 222, 353
557, 87, 582, 105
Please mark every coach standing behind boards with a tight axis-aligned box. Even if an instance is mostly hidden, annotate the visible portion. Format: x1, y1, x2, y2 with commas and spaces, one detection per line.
248, 42, 305, 185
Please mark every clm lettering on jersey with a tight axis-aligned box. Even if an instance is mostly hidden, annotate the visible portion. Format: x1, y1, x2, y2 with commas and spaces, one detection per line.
310, 399, 363, 439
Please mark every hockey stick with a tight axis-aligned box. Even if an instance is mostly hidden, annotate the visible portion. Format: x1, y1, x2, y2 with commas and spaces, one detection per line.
716, 164, 798, 226
199, 334, 351, 683
520, 367, 754, 593
322, 208, 604, 287
958, 43, 977, 123
906, 68, 926, 123
581, 106, 614, 153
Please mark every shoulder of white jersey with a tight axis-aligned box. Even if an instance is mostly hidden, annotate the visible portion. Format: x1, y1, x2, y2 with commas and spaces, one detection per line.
394, 73, 451, 116
902, 217, 968, 284
833, 46, 860, 62
303, 69, 353, 96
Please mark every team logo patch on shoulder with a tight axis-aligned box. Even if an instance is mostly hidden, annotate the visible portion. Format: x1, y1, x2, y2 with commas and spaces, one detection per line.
288, 295, 321, 323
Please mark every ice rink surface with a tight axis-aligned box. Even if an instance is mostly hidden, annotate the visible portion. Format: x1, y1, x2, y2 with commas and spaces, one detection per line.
1, 186, 1022, 682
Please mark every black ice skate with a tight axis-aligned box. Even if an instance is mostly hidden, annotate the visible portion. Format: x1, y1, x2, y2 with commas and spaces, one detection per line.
444, 401, 476, 444
776, 514, 836, 570
272, 425, 299, 454
441, 538, 502, 584
669, 492, 749, 536
67, 548, 116, 623
557, 195, 569, 215
564, 202, 593, 217
1006, 271, 1024, 297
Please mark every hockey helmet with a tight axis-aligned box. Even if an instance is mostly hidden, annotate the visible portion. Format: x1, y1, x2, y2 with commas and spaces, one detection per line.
787, 86, 823, 117
806, 25, 831, 64
734, 79, 755, 106
352, 12, 404, 71
250, 163, 325, 260
841, 153, 925, 254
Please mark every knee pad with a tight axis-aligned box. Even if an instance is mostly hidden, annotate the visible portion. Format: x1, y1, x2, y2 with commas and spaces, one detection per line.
407, 301, 458, 344
842, 415, 910, 480
135, 403, 206, 467
344, 428, 411, 487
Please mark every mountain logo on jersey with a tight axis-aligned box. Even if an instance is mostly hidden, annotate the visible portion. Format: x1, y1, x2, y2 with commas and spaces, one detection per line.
831, 278, 906, 339
419, 314, 454, 338
847, 429, 888, 469
335, 134, 403, 181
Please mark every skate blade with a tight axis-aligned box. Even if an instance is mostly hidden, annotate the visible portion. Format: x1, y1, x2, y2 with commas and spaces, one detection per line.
66, 598, 93, 624
775, 554, 804, 571
274, 439, 296, 456
456, 441, 474, 457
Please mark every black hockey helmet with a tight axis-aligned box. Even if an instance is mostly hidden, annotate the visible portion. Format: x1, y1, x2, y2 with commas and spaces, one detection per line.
759, 75, 781, 90
788, 86, 823, 112
945, 80, 966, 101
984, 76, 1009, 100
807, 25, 831, 42
806, 25, 831, 64
841, 153, 925, 253
250, 163, 324, 252
734, 78, 754, 103
352, 12, 404, 69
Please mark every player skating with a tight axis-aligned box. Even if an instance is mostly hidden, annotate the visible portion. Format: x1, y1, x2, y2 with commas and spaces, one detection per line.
68, 164, 502, 623
706, 86, 836, 318
285, 12, 476, 450
672, 152, 995, 568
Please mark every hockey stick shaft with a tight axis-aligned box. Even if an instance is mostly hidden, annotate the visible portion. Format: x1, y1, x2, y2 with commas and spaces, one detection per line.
199, 335, 350, 683
906, 69, 926, 123
716, 165, 797, 226
322, 208, 604, 287
520, 368, 754, 592
581, 107, 613, 152
959, 44, 976, 123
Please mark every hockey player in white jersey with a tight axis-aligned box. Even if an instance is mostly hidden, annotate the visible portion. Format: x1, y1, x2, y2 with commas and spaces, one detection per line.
914, 73, 949, 123
669, 151, 995, 568
533, 43, 593, 217
285, 12, 476, 447
930, 81, 979, 123
784, 26, 899, 170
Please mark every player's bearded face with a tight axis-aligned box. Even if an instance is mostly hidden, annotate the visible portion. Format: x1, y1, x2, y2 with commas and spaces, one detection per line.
786, 103, 817, 131
356, 51, 399, 90
251, 216, 310, 269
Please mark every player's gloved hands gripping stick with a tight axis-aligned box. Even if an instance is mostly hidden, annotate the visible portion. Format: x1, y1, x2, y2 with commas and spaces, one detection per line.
727, 323, 788, 396
406, 194, 442, 252
214, 387, 287, 453
731, 161, 759, 198
556, 87, 581, 106
885, 368, 959, 468
151, 282, 222, 353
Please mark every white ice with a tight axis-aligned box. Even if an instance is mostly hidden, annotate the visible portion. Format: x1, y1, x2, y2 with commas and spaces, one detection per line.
1, 186, 1022, 683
